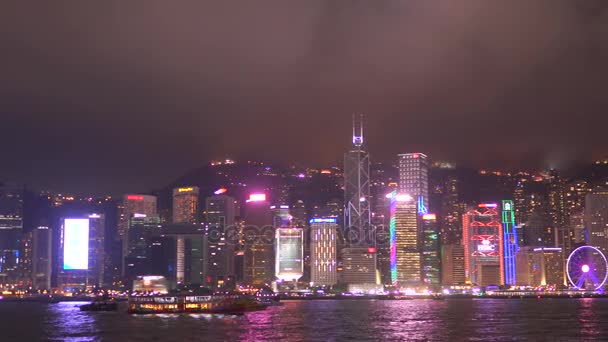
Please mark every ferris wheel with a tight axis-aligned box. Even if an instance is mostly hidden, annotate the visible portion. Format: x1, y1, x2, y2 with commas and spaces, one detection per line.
566, 246, 608, 291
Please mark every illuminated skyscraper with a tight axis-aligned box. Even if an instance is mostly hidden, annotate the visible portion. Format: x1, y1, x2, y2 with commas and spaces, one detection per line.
118, 194, 157, 275
341, 247, 378, 292
502, 200, 518, 286
204, 194, 237, 288
0, 184, 24, 285
275, 227, 304, 282
421, 214, 440, 286
391, 194, 421, 287
32, 226, 52, 289
441, 244, 465, 286
123, 215, 162, 282
344, 115, 371, 247
463, 204, 504, 286
547, 170, 567, 229
243, 193, 274, 286
118, 194, 157, 238
585, 187, 608, 254
398, 153, 429, 214
440, 176, 461, 245
310, 218, 338, 287
515, 247, 564, 287
172, 187, 199, 224
58, 214, 105, 291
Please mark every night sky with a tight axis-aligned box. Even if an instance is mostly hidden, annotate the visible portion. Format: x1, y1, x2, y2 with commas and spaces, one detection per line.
2, 1, 608, 194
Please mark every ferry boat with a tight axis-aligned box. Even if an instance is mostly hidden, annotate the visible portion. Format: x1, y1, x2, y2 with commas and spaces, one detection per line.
127, 294, 266, 314
80, 301, 118, 311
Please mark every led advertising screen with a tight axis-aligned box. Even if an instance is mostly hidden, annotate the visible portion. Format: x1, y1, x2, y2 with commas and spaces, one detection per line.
63, 218, 89, 270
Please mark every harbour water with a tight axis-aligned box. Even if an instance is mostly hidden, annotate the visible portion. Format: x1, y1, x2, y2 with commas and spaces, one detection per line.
1, 298, 606, 341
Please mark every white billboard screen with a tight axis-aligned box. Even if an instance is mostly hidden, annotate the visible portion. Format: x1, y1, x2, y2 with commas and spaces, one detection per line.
63, 218, 89, 270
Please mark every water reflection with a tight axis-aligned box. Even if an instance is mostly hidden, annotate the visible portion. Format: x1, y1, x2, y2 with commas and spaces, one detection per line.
45, 301, 100, 341
577, 298, 601, 338
1, 298, 608, 341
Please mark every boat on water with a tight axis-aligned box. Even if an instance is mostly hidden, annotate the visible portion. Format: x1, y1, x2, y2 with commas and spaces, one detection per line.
256, 296, 283, 306
80, 301, 118, 311
127, 294, 266, 314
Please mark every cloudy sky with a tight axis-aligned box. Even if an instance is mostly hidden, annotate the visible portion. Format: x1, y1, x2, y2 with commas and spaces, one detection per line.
2, 1, 608, 194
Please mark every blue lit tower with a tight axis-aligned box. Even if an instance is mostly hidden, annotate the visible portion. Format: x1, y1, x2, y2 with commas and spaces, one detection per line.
344, 115, 372, 247
502, 200, 518, 286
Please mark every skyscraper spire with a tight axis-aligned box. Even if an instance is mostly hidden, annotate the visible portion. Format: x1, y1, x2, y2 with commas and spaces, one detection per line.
352, 114, 364, 148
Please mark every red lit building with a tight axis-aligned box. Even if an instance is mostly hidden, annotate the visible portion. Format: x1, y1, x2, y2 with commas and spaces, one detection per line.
463, 204, 504, 286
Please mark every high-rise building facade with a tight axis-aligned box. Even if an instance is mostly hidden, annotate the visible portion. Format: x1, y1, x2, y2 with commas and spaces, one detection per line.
118, 194, 157, 238
58, 214, 105, 291
204, 195, 237, 288
547, 170, 567, 230
0, 184, 24, 286
421, 214, 440, 286
398, 153, 429, 214
441, 244, 466, 286
243, 194, 274, 286
440, 176, 461, 245
463, 204, 503, 286
515, 247, 564, 287
172, 187, 199, 224
275, 227, 304, 282
344, 116, 372, 247
502, 200, 518, 286
118, 194, 157, 275
32, 226, 52, 289
391, 194, 421, 287
123, 215, 162, 282
310, 218, 338, 287
341, 247, 378, 292
585, 187, 608, 254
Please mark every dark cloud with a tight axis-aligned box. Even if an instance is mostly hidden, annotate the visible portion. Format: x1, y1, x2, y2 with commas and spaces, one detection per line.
1, 0, 607, 194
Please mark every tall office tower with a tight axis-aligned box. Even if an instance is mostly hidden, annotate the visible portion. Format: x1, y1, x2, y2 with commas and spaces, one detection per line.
204, 195, 237, 288
0, 184, 24, 285
123, 215, 162, 282
172, 187, 199, 224
118, 194, 157, 274
341, 247, 378, 292
463, 204, 504, 286
585, 187, 608, 254
271, 205, 291, 228
88, 214, 106, 288
118, 194, 157, 238
58, 215, 105, 291
513, 179, 528, 225
390, 194, 421, 287
502, 200, 518, 286
568, 211, 586, 245
441, 244, 465, 286
290, 200, 307, 228
440, 176, 461, 245
421, 214, 440, 287
32, 226, 52, 289
310, 218, 338, 287
243, 193, 274, 286
141, 223, 205, 285
275, 227, 304, 282
547, 170, 567, 229
515, 247, 564, 287
344, 116, 371, 247
398, 153, 429, 214
521, 211, 554, 246
565, 180, 589, 217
